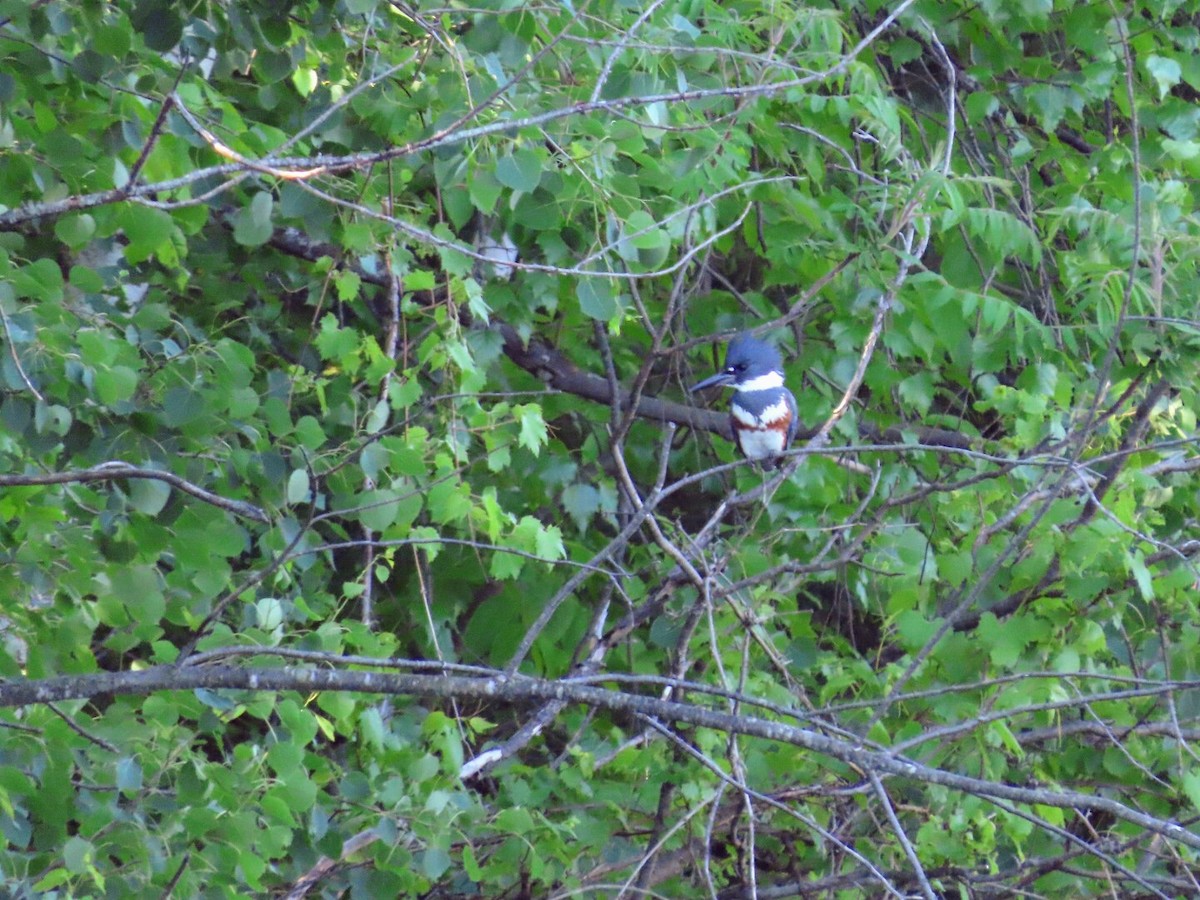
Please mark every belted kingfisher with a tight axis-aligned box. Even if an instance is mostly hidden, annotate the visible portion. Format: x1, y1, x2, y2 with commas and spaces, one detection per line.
689, 333, 797, 462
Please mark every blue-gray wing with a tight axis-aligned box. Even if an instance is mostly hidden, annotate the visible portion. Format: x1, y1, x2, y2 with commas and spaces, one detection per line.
783, 388, 798, 449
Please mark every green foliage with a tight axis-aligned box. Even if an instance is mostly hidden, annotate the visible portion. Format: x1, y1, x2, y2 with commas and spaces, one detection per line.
0, 0, 1199, 895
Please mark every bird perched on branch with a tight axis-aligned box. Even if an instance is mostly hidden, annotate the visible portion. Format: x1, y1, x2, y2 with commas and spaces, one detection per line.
689, 332, 797, 463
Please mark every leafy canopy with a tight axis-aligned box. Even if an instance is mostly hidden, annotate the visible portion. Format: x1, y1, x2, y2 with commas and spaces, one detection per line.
1, 0, 1199, 896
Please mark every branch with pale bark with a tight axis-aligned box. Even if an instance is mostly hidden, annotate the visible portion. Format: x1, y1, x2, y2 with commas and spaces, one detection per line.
3, 661, 1198, 856
0, 461, 267, 522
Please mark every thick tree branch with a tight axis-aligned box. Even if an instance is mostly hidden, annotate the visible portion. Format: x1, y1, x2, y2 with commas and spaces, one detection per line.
499, 324, 976, 448
499, 323, 732, 438
2, 662, 1198, 854
242, 219, 977, 451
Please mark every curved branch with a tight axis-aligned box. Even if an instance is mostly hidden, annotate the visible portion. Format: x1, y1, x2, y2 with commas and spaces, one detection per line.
0, 462, 268, 523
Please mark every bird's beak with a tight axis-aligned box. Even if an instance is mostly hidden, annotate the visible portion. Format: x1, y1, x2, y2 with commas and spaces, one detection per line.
689, 371, 735, 393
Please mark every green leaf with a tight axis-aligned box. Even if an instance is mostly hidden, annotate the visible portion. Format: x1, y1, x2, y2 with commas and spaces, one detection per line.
490, 549, 524, 580
1162, 138, 1200, 161
12, 258, 64, 302
69, 265, 105, 292
469, 169, 503, 213
987, 620, 1029, 668
228, 386, 260, 417
129, 477, 171, 516
33, 870, 72, 892
562, 483, 600, 532
1127, 550, 1153, 600
110, 564, 165, 623
256, 597, 284, 630
233, 191, 274, 246
358, 489, 421, 533
494, 150, 542, 192
63, 835, 94, 873
897, 371, 934, 415
315, 314, 360, 365
1146, 54, 1182, 100
94, 365, 138, 405
54, 214, 96, 249
578, 278, 617, 321
334, 269, 362, 301
463, 843, 484, 881
116, 757, 143, 793
514, 404, 547, 456
360, 442, 389, 482
427, 480, 470, 525
422, 847, 452, 879
341, 222, 375, 252
294, 416, 327, 449
534, 523, 564, 561
131, 0, 181, 51
1183, 770, 1200, 812
894, 610, 938, 651
118, 205, 176, 260
292, 68, 318, 96
964, 91, 999, 123
34, 401, 72, 436
287, 469, 311, 504
366, 398, 389, 434
495, 806, 535, 833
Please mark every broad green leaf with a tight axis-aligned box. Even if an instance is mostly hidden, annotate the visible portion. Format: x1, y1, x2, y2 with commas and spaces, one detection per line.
292, 68, 318, 96
358, 489, 421, 533
494, 150, 542, 192
131, 0, 182, 50
334, 269, 361, 302
54, 214, 95, 249
63, 835, 94, 873
514, 404, 547, 456
315, 315, 360, 365
1146, 54, 1182, 99
1183, 770, 1200, 812
255, 597, 284, 630
534, 523, 564, 561
116, 757, 143, 793
12, 259, 63, 302
561, 483, 600, 532
422, 847, 452, 879
287, 469, 311, 504
1127, 551, 1154, 600
94, 365, 138, 405
360, 442, 389, 482
233, 191, 274, 246
578, 278, 616, 321
427, 480, 470, 525
69, 265, 104, 292
128, 477, 171, 516
469, 169, 503, 213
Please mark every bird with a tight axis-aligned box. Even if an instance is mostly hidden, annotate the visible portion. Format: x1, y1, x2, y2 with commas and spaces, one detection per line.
689, 332, 797, 462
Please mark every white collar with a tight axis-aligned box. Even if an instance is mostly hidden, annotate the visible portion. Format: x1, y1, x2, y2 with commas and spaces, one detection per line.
734, 371, 784, 392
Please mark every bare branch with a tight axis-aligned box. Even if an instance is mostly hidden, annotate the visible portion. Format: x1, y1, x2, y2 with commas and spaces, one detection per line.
0, 462, 267, 523
4, 663, 1200, 855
